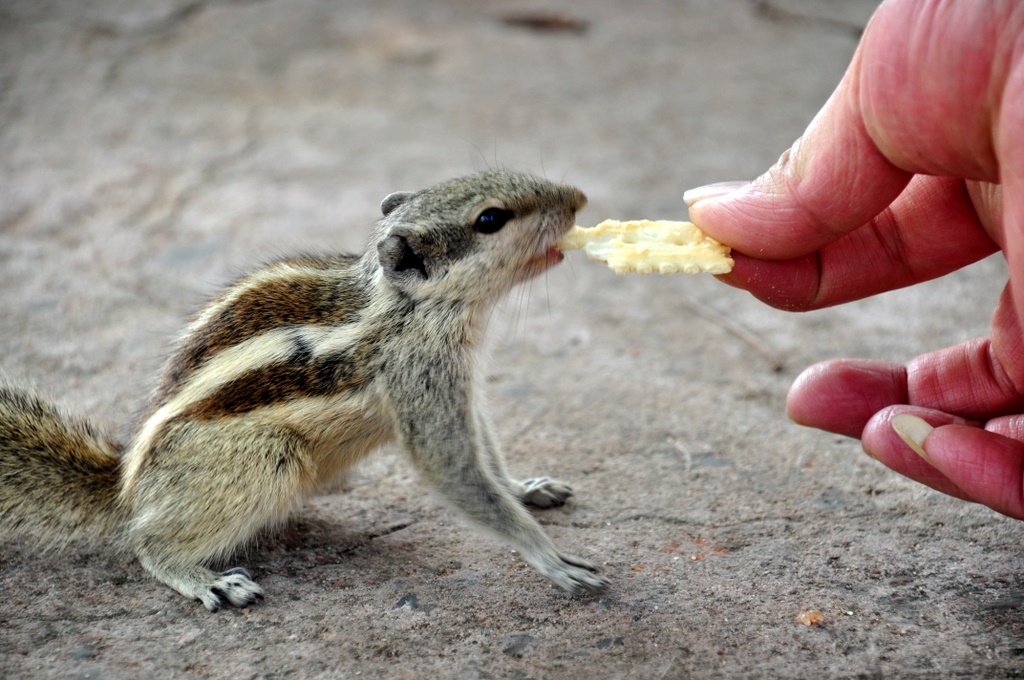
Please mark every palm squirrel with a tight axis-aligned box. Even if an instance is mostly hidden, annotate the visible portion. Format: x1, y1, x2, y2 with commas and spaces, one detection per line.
0, 170, 608, 611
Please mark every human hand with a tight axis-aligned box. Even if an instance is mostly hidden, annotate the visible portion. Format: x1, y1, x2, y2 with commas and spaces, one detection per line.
682, 0, 1024, 519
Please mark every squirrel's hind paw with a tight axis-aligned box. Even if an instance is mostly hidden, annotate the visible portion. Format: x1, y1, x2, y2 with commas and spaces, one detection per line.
202, 567, 265, 612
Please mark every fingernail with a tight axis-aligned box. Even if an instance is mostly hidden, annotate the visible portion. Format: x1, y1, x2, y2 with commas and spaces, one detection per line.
683, 180, 748, 207
891, 414, 934, 461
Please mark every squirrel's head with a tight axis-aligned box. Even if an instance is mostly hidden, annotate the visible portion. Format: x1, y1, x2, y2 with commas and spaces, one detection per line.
372, 171, 587, 306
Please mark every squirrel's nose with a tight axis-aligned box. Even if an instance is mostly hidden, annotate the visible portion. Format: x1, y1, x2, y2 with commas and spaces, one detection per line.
569, 187, 588, 213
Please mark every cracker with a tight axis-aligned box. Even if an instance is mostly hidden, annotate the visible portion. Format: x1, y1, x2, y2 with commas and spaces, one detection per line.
559, 220, 733, 275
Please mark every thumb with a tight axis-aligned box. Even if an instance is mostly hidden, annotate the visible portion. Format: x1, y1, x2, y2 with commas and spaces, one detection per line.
889, 413, 1024, 520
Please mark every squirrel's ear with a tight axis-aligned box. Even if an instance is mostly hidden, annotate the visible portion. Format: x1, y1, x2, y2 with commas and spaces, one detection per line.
381, 191, 415, 216
378, 234, 428, 280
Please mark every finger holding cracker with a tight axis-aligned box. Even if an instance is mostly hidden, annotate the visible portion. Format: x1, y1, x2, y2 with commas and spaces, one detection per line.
559, 219, 734, 275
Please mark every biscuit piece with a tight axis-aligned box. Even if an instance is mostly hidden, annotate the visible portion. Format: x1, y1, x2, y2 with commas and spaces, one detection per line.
796, 610, 826, 627
559, 220, 733, 275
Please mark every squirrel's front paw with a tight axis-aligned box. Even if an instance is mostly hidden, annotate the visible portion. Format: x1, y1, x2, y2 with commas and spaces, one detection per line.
518, 477, 574, 508
201, 567, 265, 612
533, 552, 609, 595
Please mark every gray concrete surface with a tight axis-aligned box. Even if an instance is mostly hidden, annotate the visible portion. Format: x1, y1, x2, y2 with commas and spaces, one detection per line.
1, 0, 1022, 678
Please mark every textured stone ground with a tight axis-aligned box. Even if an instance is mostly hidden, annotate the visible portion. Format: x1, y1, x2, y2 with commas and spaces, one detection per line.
1, 1, 1022, 678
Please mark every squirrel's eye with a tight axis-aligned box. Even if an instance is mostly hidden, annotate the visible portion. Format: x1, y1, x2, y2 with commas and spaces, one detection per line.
474, 207, 514, 234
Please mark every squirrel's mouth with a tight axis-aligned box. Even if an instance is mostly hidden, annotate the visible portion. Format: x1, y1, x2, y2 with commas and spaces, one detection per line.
534, 244, 565, 271
519, 245, 565, 283
521, 218, 574, 279
544, 245, 565, 266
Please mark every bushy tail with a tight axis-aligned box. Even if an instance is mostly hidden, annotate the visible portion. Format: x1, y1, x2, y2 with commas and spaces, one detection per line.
0, 384, 128, 547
